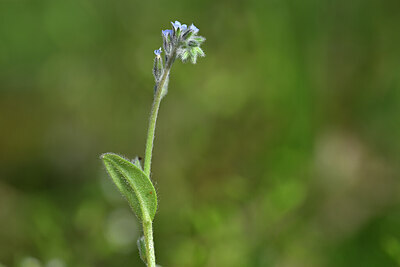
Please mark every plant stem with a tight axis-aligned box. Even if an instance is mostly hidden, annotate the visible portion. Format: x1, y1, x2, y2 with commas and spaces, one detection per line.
143, 56, 174, 177
142, 215, 156, 267
142, 52, 175, 266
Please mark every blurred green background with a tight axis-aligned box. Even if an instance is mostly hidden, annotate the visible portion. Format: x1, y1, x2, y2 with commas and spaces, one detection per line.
1, 0, 400, 266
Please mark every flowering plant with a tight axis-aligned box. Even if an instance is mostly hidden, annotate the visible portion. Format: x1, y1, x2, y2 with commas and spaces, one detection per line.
101, 20, 205, 267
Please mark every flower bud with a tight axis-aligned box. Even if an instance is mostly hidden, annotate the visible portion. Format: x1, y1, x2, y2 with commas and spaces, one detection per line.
137, 236, 147, 264
171, 21, 181, 38
162, 30, 172, 55
153, 48, 163, 82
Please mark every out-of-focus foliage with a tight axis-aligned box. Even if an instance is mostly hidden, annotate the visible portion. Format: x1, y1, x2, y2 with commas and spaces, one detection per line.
0, 0, 400, 266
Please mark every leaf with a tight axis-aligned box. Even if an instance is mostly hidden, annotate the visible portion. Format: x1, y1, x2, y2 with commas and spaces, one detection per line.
101, 153, 157, 221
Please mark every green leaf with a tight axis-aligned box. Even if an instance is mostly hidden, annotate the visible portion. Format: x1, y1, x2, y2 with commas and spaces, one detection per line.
101, 153, 157, 221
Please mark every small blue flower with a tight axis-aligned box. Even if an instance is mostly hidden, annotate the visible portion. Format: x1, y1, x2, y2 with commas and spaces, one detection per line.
189, 24, 199, 34
154, 48, 162, 56
171, 21, 188, 32
171, 21, 181, 31
162, 29, 173, 37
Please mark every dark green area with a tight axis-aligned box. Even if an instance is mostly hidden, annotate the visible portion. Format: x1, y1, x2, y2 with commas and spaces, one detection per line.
0, 0, 400, 266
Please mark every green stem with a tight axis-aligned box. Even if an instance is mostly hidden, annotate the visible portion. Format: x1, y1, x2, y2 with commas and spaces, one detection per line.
143, 56, 174, 177
142, 215, 155, 267
142, 52, 175, 266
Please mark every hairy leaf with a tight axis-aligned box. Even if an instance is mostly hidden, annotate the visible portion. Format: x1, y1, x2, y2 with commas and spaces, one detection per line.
101, 153, 157, 221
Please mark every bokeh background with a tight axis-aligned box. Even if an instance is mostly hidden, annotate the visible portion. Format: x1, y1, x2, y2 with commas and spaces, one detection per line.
1, 0, 400, 266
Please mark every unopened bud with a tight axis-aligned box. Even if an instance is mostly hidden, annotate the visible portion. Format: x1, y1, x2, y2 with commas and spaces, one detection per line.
162, 30, 172, 55
137, 236, 147, 264
153, 48, 164, 82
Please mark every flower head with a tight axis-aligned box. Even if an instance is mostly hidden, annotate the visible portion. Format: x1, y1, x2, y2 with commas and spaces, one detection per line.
160, 20, 205, 64
152, 20, 206, 98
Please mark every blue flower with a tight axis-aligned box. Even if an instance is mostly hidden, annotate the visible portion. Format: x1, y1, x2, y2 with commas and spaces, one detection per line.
189, 24, 199, 34
154, 48, 162, 56
171, 21, 181, 31
171, 21, 188, 32
162, 29, 173, 37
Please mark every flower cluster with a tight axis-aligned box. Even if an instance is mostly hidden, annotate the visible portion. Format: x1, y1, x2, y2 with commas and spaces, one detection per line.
152, 21, 205, 97
162, 21, 205, 64
154, 20, 205, 72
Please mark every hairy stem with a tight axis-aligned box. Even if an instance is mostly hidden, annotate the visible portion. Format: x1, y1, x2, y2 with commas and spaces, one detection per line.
142, 52, 175, 266
143, 55, 174, 177
142, 215, 155, 267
